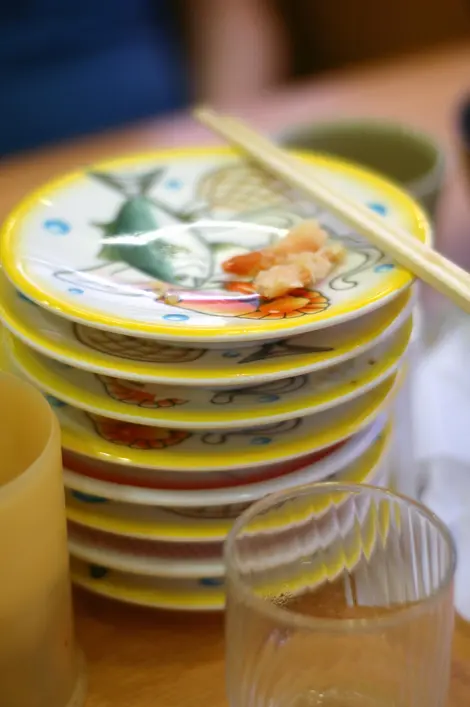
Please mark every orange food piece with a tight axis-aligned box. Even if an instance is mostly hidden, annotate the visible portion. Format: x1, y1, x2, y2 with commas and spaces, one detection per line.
222, 220, 329, 278
222, 219, 345, 299
222, 250, 276, 277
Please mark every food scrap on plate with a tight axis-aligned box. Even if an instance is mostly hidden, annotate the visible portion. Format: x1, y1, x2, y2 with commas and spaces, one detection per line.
222, 221, 345, 299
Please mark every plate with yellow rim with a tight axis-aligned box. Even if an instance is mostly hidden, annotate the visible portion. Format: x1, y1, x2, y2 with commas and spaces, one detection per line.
70, 492, 390, 610
70, 557, 225, 611
68, 524, 225, 578
7, 318, 411, 429
67, 431, 388, 578
50, 374, 397, 472
62, 439, 352, 491
65, 425, 390, 541
0, 270, 413, 387
2, 330, 399, 472
62, 417, 386, 506
0, 147, 430, 343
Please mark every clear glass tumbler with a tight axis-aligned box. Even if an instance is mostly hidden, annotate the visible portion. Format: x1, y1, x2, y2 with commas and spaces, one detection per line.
0, 373, 86, 707
225, 482, 455, 707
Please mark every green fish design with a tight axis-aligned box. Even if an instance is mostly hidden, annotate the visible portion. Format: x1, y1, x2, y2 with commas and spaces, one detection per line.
89, 169, 284, 291
90, 169, 190, 284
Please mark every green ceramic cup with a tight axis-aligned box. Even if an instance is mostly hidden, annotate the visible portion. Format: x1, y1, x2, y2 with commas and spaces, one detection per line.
278, 119, 445, 218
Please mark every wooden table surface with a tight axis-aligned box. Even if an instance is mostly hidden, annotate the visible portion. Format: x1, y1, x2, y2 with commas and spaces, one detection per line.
1, 40, 470, 707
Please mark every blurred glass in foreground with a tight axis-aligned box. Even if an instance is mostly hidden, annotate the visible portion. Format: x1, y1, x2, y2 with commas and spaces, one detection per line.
225, 482, 455, 707
0, 373, 85, 707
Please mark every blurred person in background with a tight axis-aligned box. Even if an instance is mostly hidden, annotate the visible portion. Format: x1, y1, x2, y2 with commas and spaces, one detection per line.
0, 0, 288, 156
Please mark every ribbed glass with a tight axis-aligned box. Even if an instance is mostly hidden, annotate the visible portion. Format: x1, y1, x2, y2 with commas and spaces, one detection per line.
225, 482, 455, 707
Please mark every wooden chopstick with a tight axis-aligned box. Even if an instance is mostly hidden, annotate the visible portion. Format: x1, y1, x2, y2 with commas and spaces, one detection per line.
194, 107, 470, 314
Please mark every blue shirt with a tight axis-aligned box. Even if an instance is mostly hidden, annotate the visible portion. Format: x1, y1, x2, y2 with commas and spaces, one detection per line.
0, 1, 188, 155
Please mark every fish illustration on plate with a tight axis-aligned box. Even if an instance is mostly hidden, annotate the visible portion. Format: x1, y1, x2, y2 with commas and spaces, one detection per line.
51, 162, 382, 323
90, 169, 215, 287
64, 168, 287, 294
54, 164, 317, 297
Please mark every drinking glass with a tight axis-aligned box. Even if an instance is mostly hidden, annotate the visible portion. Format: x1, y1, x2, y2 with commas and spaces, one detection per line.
225, 482, 455, 707
0, 373, 86, 707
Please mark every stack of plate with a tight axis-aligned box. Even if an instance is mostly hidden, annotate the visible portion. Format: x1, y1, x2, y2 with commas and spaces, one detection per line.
0, 147, 429, 611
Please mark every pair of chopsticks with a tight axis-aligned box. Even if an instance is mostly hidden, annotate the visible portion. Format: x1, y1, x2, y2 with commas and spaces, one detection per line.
194, 107, 470, 314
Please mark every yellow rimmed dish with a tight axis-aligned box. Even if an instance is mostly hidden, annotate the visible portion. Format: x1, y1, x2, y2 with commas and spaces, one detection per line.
64, 425, 390, 541
62, 416, 385, 501
70, 557, 225, 611
69, 455, 391, 609
1, 147, 429, 343
7, 319, 411, 429
47, 374, 398, 472
68, 524, 225, 578
0, 270, 413, 387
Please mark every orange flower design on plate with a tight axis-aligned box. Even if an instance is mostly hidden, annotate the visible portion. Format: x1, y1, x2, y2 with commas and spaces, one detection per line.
99, 377, 188, 409
224, 282, 329, 320
89, 415, 191, 450
154, 282, 329, 321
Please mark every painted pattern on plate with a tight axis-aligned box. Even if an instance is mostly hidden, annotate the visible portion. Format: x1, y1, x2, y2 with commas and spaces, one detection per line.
2, 149, 428, 338
52, 163, 381, 320
75, 325, 207, 363
53, 163, 338, 322
98, 377, 189, 409
6, 317, 410, 432
52, 376, 397, 471
89, 414, 300, 450
89, 415, 192, 450
0, 269, 413, 386
75, 321, 332, 363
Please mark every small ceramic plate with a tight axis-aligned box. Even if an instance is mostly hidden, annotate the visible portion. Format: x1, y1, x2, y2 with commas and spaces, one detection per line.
70, 490, 390, 609
68, 524, 225, 577
62, 417, 385, 504
2, 331, 399, 473
0, 270, 412, 386
67, 461, 386, 580
8, 319, 411, 428
65, 425, 389, 541
51, 374, 398, 472
1, 148, 429, 343
63, 440, 348, 491
70, 557, 225, 611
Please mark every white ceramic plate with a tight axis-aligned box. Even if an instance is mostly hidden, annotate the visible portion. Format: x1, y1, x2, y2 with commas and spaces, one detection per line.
53, 375, 399, 471
65, 423, 390, 542
8, 320, 411, 428
63, 416, 386, 507
71, 489, 390, 610
1, 148, 429, 343
0, 269, 413, 386
70, 557, 225, 611
68, 458, 391, 609
68, 524, 225, 578
62, 439, 349, 491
